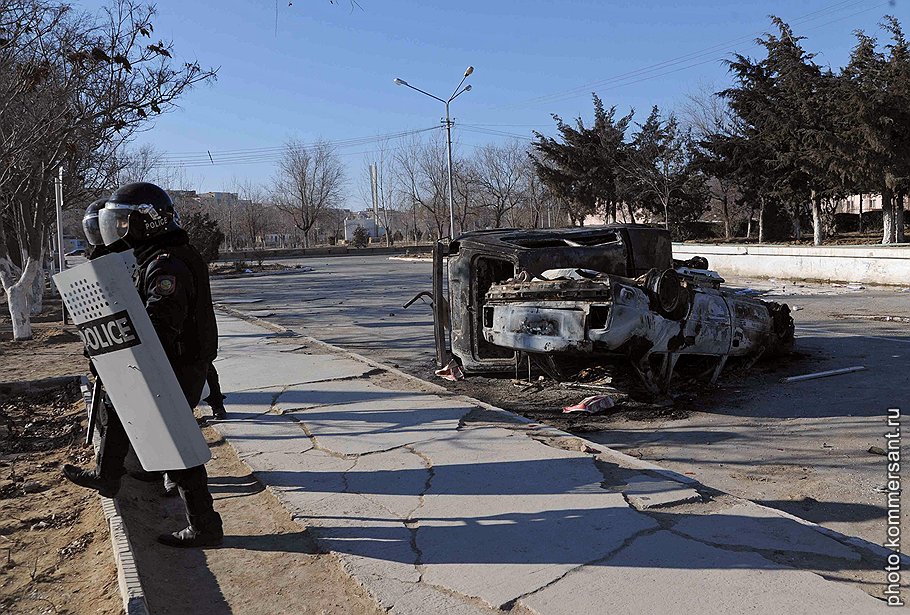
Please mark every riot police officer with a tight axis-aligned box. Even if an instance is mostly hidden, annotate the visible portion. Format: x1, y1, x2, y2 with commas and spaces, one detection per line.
63, 182, 223, 548
81, 198, 110, 258
67, 198, 131, 495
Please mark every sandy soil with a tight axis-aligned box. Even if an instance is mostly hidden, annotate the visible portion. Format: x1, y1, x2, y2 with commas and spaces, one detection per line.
0, 301, 85, 385
117, 423, 384, 615
0, 383, 121, 615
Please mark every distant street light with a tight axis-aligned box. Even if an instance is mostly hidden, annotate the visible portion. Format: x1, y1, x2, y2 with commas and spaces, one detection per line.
394, 66, 474, 238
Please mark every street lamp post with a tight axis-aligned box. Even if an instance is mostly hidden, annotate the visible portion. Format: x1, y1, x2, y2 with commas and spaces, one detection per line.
394, 66, 473, 239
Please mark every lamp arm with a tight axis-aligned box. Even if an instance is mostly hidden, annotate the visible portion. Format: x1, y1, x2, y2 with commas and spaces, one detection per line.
402, 82, 446, 104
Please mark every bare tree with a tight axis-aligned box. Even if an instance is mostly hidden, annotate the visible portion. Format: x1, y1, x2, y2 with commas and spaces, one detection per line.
273, 138, 345, 248
474, 141, 527, 228
0, 0, 215, 339
452, 155, 480, 232
393, 133, 448, 239
682, 83, 748, 238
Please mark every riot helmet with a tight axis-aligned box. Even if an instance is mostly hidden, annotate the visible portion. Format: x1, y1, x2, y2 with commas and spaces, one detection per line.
99, 182, 180, 246
82, 198, 108, 246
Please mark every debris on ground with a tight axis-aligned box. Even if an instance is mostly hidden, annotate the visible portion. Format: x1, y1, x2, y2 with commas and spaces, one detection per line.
868, 446, 886, 455
563, 395, 615, 414
781, 366, 866, 383
434, 359, 465, 381
735, 287, 766, 296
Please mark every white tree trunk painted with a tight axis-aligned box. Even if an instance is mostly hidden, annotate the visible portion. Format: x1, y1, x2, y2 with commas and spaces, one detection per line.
883, 188, 896, 245
4, 258, 39, 340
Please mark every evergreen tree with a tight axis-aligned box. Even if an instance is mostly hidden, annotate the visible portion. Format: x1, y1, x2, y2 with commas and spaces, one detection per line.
530, 94, 632, 225
183, 212, 225, 264
840, 17, 909, 243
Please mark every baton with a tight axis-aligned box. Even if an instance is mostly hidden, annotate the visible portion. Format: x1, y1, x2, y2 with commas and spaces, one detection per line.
86, 377, 103, 446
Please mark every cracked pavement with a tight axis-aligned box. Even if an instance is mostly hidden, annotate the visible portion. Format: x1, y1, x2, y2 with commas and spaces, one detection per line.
210, 314, 897, 614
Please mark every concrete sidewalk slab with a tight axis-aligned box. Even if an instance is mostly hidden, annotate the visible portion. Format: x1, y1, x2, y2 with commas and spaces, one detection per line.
519, 530, 880, 615
208, 313, 897, 614
671, 501, 861, 561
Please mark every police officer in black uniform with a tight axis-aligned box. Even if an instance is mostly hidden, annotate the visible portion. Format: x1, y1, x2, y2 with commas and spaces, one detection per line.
62, 183, 223, 548
69, 199, 127, 493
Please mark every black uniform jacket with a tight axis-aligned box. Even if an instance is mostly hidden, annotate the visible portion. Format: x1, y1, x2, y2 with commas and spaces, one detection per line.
132, 230, 218, 366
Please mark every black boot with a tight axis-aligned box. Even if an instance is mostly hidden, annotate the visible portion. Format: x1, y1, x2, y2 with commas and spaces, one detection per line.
61, 464, 121, 498
210, 404, 227, 420
157, 525, 223, 548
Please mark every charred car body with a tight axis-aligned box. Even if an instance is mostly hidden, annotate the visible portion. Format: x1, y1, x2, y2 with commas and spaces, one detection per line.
427, 225, 794, 394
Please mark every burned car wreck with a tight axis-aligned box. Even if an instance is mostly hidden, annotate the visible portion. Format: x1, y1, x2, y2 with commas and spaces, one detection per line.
425, 225, 794, 396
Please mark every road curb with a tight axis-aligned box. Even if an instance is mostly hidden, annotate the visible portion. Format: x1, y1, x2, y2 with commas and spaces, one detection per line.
210, 267, 313, 281
80, 378, 150, 615
215, 306, 905, 566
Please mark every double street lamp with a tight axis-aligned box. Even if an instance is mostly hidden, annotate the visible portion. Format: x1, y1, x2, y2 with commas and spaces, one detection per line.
394, 66, 474, 239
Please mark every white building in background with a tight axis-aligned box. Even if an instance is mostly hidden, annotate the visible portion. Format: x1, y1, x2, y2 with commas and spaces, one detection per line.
343, 212, 385, 242
836, 194, 884, 214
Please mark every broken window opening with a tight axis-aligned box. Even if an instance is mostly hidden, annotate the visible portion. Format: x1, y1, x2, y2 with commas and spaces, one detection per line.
472, 256, 515, 360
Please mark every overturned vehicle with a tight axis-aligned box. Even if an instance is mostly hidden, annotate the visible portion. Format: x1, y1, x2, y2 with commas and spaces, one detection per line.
427, 225, 793, 395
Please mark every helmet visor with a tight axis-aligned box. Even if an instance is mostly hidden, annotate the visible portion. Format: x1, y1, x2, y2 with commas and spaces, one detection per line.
98, 204, 134, 246
82, 214, 104, 246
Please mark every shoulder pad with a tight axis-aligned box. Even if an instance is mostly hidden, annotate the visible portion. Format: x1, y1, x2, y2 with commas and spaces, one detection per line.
146, 252, 192, 278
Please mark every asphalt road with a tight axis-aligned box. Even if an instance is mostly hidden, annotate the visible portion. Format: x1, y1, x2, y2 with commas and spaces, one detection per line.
211, 255, 910, 547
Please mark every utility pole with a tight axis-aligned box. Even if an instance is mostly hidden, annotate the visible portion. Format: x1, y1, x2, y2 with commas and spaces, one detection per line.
55, 166, 65, 274
443, 102, 456, 240
370, 163, 380, 240
54, 165, 65, 324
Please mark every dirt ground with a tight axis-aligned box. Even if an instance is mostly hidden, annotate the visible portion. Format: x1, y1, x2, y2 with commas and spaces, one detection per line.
0, 380, 121, 615
0, 301, 85, 386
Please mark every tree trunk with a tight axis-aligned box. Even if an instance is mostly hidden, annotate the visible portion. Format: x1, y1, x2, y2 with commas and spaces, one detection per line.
5, 258, 40, 340
811, 192, 825, 246
663, 198, 670, 230
758, 197, 766, 244
858, 193, 864, 234
29, 265, 45, 316
882, 185, 896, 245
895, 191, 906, 244
722, 195, 731, 239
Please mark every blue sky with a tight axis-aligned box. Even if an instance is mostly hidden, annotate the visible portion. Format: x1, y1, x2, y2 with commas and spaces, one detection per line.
80, 0, 905, 202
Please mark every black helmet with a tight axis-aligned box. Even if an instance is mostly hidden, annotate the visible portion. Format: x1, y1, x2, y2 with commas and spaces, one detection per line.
82, 198, 108, 246
99, 182, 180, 246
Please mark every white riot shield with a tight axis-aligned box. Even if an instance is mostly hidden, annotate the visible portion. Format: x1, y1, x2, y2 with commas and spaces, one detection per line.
53, 251, 211, 471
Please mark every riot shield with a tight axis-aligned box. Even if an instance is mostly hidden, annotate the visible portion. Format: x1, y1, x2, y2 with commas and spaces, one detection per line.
53, 251, 211, 471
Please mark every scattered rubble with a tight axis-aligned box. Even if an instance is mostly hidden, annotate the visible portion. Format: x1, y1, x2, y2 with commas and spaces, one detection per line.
563, 395, 615, 414
434, 359, 465, 382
